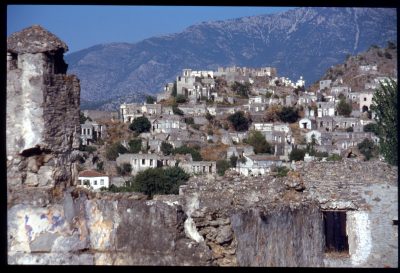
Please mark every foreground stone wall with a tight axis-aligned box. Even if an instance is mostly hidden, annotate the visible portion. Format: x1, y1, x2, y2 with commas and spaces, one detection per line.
231, 205, 324, 267
8, 157, 397, 267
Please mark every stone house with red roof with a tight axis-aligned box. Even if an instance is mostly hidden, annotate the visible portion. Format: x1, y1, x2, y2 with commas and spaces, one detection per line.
78, 170, 109, 190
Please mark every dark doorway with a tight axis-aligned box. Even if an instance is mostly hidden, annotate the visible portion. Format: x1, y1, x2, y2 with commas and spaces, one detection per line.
362, 105, 369, 112
323, 211, 349, 253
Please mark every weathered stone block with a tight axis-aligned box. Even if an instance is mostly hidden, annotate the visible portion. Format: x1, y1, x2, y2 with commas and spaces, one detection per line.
25, 172, 39, 187
215, 225, 233, 244
30, 232, 59, 252
37, 165, 54, 187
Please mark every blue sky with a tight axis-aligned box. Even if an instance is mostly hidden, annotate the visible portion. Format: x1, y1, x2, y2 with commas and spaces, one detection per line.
7, 5, 294, 54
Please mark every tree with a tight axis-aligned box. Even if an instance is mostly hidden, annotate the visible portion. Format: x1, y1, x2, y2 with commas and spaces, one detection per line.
131, 168, 167, 197
274, 166, 289, 177
96, 161, 104, 171
277, 106, 299, 123
246, 130, 271, 154
171, 81, 177, 97
216, 160, 231, 176
117, 163, 132, 176
172, 105, 184, 116
205, 112, 214, 122
105, 142, 128, 160
357, 138, 377, 161
175, 94, 187, 103
184, 117, 194, 125
163, 166, 190, 194
336, 98, 352, 117
387, 41, 396, 50
129, 116, 151, 133
265, 92, 273, 98
371, 79, 397, 165
306, 134, 317, 156
161, 141, 173, 156
172, 145, 203, 161
229, 154, 238, 167
131, 166, 189, 197
289, 148, 306, 161
363, 123, 379, 135
128, 138, 142, 153
79, 111, 92, 124
228, 111, 249, 131
146, 96, 155, 104
231, 81, 250, 98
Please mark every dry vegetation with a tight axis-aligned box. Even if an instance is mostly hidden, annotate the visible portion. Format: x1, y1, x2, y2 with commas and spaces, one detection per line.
200, 143, 229, 161
102, 120, 133, 144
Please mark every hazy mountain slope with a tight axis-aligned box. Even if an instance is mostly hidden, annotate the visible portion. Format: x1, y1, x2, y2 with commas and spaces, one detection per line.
65, 7, 397, 110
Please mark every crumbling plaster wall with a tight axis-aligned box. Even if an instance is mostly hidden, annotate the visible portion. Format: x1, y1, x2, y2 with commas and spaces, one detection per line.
298, 160, 398, 267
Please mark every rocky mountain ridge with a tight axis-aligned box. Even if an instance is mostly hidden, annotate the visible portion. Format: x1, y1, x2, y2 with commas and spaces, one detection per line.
65, 7, 397, 110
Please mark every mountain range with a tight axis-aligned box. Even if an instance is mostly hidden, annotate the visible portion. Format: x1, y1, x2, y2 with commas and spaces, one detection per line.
65, 7, 397, 111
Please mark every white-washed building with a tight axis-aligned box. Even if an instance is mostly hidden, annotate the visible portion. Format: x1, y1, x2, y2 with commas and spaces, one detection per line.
77, 170, 109, 190
80, 120, 106, 146
235, 155, 282, 176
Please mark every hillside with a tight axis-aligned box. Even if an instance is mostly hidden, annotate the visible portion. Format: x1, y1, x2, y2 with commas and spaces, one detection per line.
309, 42, 397, 92
65, 7, 397, 110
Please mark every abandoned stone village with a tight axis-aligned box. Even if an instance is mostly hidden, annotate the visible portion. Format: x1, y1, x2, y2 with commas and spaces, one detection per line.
6, 25, 398, 267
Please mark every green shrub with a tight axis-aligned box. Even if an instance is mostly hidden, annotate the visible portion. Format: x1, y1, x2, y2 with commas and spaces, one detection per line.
205, 112, 214, 121
231, 81, 250, 98
216, 160, 231, 176
175, 94, 187, 103
384, 52, 392, 59
161, 141, 173, 156
336, 98, 352, 117
171, 81, 177, 97
172, 105, 184, 115
117, 163, 132, 176
363, 123, 379, 135
289, 148, 306, 161
228, 111, 249, 131
357, 138, 377, 161
246, 130, 271, 154
326, 154, 342, 161
229, 155, 238, 167
146, 96, 155, 104
105, 142, 128, 161
172, 145, 202, 161
96, 161, 104, 171
79, 111, 92, 124
80, 145, 97, 153
184, 117, 194, 124
131, 166, 190, 197
371, 79, 397, 165
129, 116, 151, 133
278, 106, 299, 123
274, 166, 289, 177
315, 151, 329, 158
128, 138, 142, 153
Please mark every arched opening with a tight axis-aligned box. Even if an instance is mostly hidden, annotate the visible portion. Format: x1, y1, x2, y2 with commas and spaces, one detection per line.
362, 105, 369, 112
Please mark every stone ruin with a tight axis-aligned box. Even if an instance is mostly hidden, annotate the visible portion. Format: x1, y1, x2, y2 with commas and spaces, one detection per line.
6, 25, 398, 267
